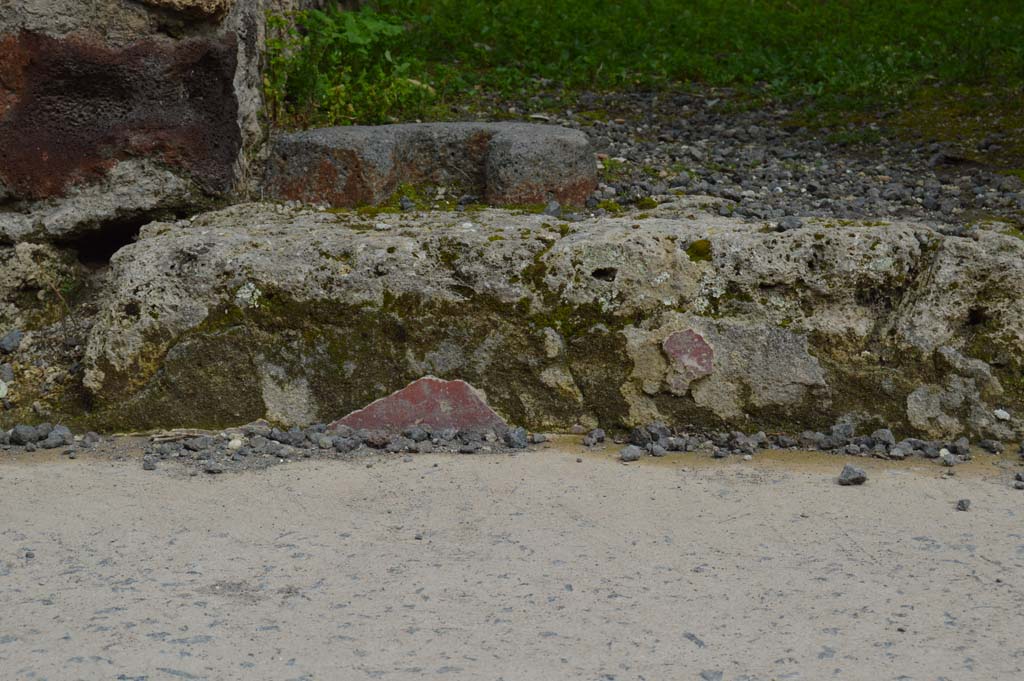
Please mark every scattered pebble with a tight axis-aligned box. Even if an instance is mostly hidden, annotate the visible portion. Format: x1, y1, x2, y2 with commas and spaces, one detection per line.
956, 499, 971, 512
582, 428, 606, 447
0, 329, 24, 354
503, 426, 529, 449
619, 445, 643, 462
837, 464, 867, 486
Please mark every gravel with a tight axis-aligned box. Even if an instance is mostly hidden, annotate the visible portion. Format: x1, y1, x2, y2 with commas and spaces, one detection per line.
2, 417, 1017, 480
466, 90, 1024, 230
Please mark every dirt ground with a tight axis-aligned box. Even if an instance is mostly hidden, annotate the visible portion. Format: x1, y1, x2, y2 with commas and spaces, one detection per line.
1, 443, 1022, 681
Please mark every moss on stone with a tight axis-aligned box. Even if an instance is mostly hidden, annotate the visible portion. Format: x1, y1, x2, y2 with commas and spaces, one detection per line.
77, 270, 639, 431
685, 238, 712, 263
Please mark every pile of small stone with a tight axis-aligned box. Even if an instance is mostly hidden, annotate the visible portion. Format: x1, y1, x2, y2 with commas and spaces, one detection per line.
612, 422, 775, 461
613, 420, 1017, 467
1, 422, 74, 450
140, 422, 542, 473
0, 423, 102, 459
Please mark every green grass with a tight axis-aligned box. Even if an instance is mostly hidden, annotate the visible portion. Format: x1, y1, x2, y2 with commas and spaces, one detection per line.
267, 1, 1024, 127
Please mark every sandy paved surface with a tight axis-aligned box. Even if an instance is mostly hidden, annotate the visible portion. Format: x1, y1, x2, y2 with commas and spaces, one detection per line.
1, 446, 1023, 681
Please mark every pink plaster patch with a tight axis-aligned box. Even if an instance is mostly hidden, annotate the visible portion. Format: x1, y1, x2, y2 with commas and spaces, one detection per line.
329, 376, 508, 433
662, 329, 714, 395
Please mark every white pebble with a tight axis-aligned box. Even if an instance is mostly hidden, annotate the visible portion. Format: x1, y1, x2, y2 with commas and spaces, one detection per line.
227, 438, 243, 450
994, 408, 1010, 421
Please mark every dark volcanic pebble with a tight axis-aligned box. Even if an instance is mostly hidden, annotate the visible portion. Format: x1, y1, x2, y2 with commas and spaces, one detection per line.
628, 427, 653, 447
619, 445, 643, 462
504, 426, 529, 449
10, 424, 39, 445
0, 329, 24, 354
837, 464, 868, 486
978, 439, 1003, 454
403, 425, 431, 442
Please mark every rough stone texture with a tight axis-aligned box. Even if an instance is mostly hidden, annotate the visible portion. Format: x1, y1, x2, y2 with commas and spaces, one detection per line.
3, 197, 1022, 436
0, 0, 265, 243
0, 241, 79, 330
141, 0, 235, 17
330, 376, 507, 434
626, 318, 828, 423
837, 464, 867, 486
662, 329, 714, 395
262, 123, 597, 207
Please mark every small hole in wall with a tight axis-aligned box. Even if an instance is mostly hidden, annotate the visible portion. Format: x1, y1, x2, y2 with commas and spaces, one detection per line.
591, 267, 618, 282
61, 216, 152, 268
966, 307, 988, 326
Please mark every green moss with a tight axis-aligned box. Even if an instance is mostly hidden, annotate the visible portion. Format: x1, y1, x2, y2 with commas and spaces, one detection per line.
577, 109, 611, 123
635, 196, 658, 210
72, 237, 644, 431
599, 158, 627, 182
597, 199, 624, 214
686, 238, 712, 262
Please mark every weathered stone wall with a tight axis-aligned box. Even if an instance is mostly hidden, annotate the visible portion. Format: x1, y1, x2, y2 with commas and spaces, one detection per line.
3, 198, 1015, 440
0, 0, 265, 243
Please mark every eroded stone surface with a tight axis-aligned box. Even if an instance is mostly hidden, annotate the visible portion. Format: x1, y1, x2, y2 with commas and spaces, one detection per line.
329, 376, 508, 434
0, 1, 264, 242
3, 197, 1021, 437
263, 123, 597, 207
0, 242, 78, 329
0, 31, 239, 239
141, 0, 235, 17
662, 330, 713, 395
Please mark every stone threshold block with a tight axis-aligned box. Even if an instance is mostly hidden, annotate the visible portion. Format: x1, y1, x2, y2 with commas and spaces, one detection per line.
40, 197, 1020, 438
262, 122, 597, 207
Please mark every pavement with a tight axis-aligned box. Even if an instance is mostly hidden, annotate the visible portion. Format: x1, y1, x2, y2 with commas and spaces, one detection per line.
1, 445, 1022, 680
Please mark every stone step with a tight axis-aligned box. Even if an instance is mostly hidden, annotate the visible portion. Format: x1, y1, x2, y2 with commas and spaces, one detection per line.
29, 197, 1017, 439
263, 122, 597, 208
